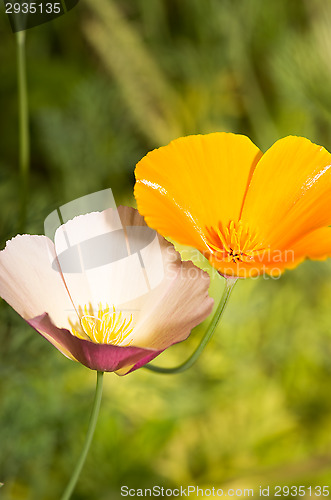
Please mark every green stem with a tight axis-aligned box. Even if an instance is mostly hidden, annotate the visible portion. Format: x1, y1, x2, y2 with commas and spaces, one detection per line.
59, 0, 67, 13
16, 31, 30, 232
145, 277, 237, 374
60, 371, 104, 500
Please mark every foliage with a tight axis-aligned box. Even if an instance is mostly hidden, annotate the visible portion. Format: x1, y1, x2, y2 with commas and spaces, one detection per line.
1, 0, 331, 498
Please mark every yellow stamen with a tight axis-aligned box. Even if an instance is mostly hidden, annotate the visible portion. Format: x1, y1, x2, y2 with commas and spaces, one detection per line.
70, 303, 133, 345
205, 220, 267, 264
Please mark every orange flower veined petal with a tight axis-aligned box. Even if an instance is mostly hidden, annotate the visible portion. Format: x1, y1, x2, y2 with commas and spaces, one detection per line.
289, 226, 331, 262
242, 136, 331, 250
135, 133, 262, 251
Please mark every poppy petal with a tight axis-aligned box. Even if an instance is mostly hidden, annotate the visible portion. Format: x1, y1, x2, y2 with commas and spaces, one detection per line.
28, 313, 162, 373
135, 133, 262, 251
242, 136, 331, 249
0, 235, 75, 330
132, 257, 214, 349
54, 206, 167, 312
289, 226, 331, 262
106, 207, 214, 350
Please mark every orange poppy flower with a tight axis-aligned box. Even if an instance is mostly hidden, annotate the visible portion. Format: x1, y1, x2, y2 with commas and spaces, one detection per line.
134, 133, 331, 278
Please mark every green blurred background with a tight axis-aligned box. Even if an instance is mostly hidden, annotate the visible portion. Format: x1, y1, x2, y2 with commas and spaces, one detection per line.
1, 0, 331, 498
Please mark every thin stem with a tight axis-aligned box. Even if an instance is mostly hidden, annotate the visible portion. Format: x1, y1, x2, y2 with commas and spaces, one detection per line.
59, 0, 67, 13
60, 371, 104, 500
145, 277, 238, 374
16, 31, 30, 232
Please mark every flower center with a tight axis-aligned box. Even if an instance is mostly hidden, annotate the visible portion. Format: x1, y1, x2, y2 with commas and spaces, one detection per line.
70, 303, 133, 345
205, 220, 266, 263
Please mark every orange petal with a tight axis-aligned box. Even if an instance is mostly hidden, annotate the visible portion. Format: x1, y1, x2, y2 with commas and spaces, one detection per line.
289, 226, 331, 262
242, 136, 331, 250
250, 228, 331, 276
135, 133, 262, 251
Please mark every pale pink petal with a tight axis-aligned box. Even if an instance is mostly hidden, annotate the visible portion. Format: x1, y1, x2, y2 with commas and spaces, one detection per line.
132, 251, 214, 350
104, 207, 214, 350
0, 235, 75, 330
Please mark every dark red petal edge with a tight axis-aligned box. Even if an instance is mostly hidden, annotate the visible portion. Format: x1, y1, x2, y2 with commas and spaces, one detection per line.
28, 313, 163, 374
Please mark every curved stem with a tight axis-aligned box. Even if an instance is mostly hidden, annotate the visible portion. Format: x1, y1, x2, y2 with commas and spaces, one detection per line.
16, 31, 30, 232
60, 371, 104, 500
145, 277, 237, 374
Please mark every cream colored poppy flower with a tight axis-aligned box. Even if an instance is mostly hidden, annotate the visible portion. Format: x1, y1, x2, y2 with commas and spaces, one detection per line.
0, 207, 213, 375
